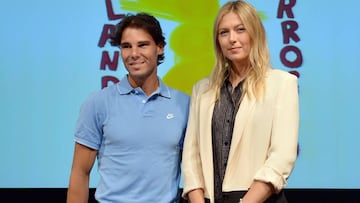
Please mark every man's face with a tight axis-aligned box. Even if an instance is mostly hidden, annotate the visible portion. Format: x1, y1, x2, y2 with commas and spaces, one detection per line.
120, 27, 164, 82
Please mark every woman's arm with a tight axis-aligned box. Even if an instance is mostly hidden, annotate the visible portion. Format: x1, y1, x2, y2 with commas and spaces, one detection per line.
182, 80, 208, 201
187, 188, 205, 203
241, 180, 274, 203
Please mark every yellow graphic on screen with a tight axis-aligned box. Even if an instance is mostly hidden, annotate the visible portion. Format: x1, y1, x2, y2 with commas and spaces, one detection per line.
119, 0, 266, 95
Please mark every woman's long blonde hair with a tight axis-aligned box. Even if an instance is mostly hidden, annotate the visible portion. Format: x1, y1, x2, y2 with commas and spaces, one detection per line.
209, 0, 271, 101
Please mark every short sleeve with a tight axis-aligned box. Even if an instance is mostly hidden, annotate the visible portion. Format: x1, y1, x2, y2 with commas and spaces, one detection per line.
74, 92, 106, 150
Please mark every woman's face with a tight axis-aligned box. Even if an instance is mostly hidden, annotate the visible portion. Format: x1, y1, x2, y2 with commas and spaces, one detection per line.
217, 11, 251, 64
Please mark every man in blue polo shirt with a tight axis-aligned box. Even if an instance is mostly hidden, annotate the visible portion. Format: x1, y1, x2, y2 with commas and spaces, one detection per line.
67, 13, 189, 203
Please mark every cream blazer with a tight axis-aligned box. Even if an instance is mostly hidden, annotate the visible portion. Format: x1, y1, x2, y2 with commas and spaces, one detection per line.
182, 69, 299, 203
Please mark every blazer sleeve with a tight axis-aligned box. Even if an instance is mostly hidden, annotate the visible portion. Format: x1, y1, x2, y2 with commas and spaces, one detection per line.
181, 81, 206, 198
253, 73, 299, 192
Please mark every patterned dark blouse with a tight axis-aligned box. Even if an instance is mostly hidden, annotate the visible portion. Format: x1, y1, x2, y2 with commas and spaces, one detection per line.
212, 78, 243, 201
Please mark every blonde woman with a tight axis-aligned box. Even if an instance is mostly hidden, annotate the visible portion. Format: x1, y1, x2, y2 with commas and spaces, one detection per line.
182, 1, 299, 203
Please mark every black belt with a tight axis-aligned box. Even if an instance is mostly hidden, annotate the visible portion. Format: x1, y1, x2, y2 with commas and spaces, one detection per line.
205, 190, 287, 203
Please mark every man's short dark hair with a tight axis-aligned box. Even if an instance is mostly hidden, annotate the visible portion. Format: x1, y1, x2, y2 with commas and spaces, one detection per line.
110, 12, 166, 65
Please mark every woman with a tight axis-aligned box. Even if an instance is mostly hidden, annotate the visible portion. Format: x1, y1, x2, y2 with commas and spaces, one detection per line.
181, 1, 299, 203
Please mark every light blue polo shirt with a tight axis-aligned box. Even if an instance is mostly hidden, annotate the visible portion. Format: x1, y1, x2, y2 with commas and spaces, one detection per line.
74, 75, 190, 203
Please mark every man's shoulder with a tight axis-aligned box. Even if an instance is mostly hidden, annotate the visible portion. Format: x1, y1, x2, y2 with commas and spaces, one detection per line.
165, 85, 190, 99
83, 84, 118, 104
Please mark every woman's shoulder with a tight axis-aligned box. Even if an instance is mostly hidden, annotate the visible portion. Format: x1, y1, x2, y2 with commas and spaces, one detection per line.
193, 77, 211, 93
264, 68, 298, 95
266, 68, 298, 81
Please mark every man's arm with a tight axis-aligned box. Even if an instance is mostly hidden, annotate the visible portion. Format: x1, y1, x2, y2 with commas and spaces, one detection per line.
67, 143, 97, 203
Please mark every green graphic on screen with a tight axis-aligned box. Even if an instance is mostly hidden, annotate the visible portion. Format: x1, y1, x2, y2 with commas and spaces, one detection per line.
119, 0, 267, 94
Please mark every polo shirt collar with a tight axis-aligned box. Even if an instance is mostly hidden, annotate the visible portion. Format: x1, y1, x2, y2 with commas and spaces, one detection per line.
116, 75, 171, 99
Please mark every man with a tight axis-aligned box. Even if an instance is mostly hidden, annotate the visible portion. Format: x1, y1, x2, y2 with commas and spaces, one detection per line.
67, 13, 189, 203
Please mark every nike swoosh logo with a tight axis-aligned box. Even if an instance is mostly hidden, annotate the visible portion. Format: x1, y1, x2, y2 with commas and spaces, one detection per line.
166, 113, 174, 119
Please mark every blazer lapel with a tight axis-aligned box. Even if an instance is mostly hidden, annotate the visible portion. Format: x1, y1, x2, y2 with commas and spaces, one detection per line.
228, 94, 255, 159
198, 88, 216, 199
199, 88, 216, 164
